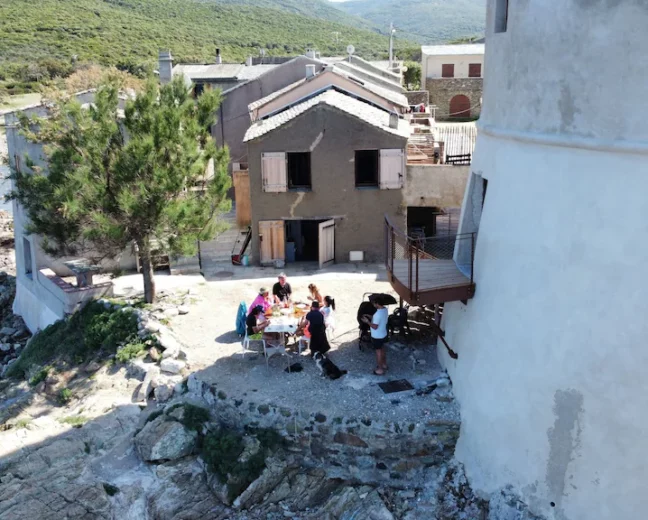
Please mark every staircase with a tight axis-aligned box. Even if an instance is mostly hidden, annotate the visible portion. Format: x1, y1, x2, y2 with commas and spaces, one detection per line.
407, 133, 438, 165
199, 204, 248, 273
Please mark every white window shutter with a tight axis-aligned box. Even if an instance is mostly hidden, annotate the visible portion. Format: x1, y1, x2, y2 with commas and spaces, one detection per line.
379, 149, 404, 189
262, 152, 287, 193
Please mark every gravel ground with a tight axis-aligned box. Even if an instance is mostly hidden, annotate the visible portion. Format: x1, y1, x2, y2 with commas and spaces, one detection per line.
167, 268, 460, 424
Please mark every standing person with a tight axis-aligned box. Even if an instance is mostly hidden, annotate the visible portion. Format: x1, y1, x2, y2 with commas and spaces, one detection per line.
303, 300, 330, 355
362, 298, 388, 375
321, 296, 336, 331
272, 273, 292, 305
248, 287, 272, 315
307, 284, 323, 305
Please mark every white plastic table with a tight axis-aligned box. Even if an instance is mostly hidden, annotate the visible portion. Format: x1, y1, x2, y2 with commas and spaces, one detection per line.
264, 316, 299, 335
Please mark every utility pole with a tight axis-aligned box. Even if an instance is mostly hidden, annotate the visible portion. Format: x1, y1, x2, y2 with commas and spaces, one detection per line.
389, 22, 395, 69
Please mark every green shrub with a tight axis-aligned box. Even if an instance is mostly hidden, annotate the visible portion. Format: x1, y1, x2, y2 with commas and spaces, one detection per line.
15, 418, 31, 429
202, 431, 245, 482
57, 388, 73, 405
115, 341, 147, 363
28, 365, 52, 386
58, 415, 88, 427
179, 404, 210, 432
7, 301, 139, 378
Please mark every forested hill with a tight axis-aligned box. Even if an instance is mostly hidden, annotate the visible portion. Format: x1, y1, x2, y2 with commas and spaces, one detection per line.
0, 0, 413, 77
333, 0, 486, 44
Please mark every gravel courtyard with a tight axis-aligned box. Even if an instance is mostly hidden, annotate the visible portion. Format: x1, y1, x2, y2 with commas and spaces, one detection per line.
146, 264, 459, 425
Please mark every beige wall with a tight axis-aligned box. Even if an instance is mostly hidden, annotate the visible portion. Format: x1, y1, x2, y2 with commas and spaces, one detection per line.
247, 106, 407, 264
424, 54, 484, 79
404, 164, 469, 208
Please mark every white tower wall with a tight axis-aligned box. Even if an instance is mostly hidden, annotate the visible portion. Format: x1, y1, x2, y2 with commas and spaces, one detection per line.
440, 2, 648, 519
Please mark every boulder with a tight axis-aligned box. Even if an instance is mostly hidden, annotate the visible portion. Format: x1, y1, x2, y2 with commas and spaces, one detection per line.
149, 347, 162, 362
0, 327, 17, 337
146, 321, 162, 333
164, 308, 180, 318
154, 385, 173, 403
135, 366, 160, 402
134, 416, 197, 462
160, 359, 186, 375
0, 344, 10, 352
178, 305, 190, 315
159, 329, 182, 359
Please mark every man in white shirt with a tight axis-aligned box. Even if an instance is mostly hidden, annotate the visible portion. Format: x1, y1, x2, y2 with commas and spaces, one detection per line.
362, 298, 389, 375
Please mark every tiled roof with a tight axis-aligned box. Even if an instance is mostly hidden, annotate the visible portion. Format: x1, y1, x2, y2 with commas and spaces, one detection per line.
244, 90, 410, 142
247, 66, 408, 113
421, 44, 485, 56
172, 63, 278, 82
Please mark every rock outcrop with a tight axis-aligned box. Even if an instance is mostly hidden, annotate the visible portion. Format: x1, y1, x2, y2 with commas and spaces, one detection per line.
134, 415, 197, 462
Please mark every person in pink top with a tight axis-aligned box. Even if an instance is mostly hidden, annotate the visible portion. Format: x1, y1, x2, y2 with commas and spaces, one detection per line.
248, 287, 272, 315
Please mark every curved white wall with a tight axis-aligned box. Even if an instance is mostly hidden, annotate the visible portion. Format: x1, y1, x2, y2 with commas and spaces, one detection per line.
441, 1, 648, 519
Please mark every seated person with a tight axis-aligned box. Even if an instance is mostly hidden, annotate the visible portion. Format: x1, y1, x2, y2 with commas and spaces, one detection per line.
247, 305, 282, 348
273, 272, 292, 305
307, 284, 324, 305
248, 287, 272, 315
246, 305, 271, 337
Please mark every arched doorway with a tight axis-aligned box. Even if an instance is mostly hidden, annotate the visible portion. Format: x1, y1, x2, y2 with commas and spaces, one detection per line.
449, 94, 471, 118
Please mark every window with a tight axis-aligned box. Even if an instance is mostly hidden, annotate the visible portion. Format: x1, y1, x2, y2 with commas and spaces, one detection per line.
355, 150, 379, 187
469, 63, 482, 78
193, 83, 205, 97
442, 64, 455, 78
287, 152, 312, 190
23, 238, 33, 278
495, 0, 509, 33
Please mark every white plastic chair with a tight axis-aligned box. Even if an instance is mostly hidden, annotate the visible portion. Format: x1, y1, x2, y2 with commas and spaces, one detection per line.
298, 336, 310, 355
241, 333, 269, 368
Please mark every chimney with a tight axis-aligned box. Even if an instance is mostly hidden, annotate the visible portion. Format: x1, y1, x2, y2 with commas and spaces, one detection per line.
158, 49, 173, 85
305, 48, 316, 59
246, 56, 253, 66
389, 111, 399, 129
305, 64, 316, 79
216, 48, 222, 64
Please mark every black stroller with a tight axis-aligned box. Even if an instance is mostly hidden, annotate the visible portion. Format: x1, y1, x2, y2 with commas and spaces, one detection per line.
356, 293, 398, 350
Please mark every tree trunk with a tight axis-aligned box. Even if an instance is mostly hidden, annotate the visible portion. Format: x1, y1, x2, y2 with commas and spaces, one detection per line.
138, 239, 156, 304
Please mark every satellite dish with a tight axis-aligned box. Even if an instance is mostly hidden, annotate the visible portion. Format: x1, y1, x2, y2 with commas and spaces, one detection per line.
346, 44, 355, 56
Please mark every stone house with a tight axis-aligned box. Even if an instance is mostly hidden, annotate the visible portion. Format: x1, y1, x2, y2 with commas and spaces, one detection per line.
243, 90, 410, 266
421, 44, 484, 121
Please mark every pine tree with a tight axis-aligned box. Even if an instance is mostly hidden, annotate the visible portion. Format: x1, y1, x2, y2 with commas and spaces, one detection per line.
9, 77, 231, 303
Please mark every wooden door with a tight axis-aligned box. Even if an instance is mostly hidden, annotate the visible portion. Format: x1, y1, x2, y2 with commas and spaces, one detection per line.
318, 219, 335, 269
259, 220, 285, 265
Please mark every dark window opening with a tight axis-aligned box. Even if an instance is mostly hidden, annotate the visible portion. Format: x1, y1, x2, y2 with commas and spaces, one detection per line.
287, 152, 312, 190
355, 150, 379, 187
193, 83, 205, 97
442, 64, 455, 78
23, 238, 33, 277
469, 63, 482, 78
482, 178, 488, 209
495, 0, 509, 33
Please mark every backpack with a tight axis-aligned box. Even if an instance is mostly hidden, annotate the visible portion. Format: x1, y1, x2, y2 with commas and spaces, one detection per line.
236, 302, 248, 336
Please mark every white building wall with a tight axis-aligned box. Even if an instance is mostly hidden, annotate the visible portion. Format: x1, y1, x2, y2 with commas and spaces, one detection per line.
424, 54, 484, 79
440, 1, 648, 519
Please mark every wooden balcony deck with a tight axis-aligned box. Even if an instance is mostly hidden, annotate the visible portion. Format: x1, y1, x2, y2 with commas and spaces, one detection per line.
385, 217, 476, 306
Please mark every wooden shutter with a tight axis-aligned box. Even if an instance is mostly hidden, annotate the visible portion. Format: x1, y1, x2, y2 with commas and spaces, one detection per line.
442, 64, 454, 78
469, 63, 482, 78
262, 152, 287, 193
379, 149, 404, 190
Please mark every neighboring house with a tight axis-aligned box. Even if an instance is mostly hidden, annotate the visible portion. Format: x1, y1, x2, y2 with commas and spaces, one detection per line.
4, 92, 127, 332
421, 44, 484, 121
243, 90, 409, 266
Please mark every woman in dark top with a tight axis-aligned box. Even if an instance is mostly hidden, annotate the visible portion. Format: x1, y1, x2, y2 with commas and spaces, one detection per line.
246, 306, 270, 336
304, 301, 330, 355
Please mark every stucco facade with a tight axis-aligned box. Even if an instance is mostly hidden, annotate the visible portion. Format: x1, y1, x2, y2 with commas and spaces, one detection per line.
247, 105, 407, 265
404, 164, 469, 209
214, 56, 327, 166
440, 2, 648, 520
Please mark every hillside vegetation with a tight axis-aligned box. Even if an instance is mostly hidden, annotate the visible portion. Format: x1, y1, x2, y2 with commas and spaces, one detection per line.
0, 0, 415, 91
336, 0, 486, 44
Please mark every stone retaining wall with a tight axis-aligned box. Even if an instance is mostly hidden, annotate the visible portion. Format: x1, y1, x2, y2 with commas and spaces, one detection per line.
187, 374, 460, 487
